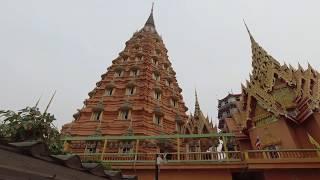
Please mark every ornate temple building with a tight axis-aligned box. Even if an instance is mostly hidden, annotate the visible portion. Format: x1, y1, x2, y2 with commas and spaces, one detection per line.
62, 7, 189, 138
182, 91, 217, 153
219, 23, 320, 151
60, 6, 320, 180
183, 91, 216, 135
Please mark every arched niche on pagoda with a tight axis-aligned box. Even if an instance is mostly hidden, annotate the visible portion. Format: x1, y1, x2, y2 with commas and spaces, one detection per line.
118, 101, 133, 121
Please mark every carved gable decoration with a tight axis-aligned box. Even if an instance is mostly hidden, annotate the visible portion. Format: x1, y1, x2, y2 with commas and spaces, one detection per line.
241, 26, 320, 128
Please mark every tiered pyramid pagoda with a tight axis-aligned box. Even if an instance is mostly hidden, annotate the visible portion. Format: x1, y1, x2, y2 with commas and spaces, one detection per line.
62, 7, 188, 137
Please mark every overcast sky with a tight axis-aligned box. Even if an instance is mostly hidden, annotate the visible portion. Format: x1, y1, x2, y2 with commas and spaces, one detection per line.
1, 0, 320, 129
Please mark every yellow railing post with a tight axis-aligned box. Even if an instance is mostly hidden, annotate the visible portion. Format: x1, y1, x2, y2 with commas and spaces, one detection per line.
83, 142, 88, 161
135, 139, 140, 162
100, 138, 108, 161
244, 151, 249, 160
177, 137, 180, 161
316, 150, 320, 158
262, 151, 267, 159
222, 136, 229, 160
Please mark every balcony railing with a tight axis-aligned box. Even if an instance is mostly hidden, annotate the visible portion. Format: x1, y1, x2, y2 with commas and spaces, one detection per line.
75, 149, 320, 165
77, 151, 242, 163
61, 134, 320, 165
245, 149, 320, 161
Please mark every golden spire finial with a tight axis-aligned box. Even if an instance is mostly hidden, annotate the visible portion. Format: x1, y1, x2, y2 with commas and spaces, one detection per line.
243, 19, 255, 42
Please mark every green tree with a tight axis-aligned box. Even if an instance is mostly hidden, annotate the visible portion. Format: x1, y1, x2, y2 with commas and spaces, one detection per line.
0, 106, 62, 154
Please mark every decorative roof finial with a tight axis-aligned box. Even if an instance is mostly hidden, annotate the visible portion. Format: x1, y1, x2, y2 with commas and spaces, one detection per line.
243, 19, 255, 42
145, 2, 155, 27
151, 2, 154, 13
194, 89, 201, 117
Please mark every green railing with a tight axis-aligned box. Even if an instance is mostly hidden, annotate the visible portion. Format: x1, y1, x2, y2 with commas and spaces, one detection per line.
61, 134, 320, 164
75, 149, 320, 164
77, 151, 242, 163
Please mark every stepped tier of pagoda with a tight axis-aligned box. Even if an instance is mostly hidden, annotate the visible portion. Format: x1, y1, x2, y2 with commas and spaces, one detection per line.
61, 7, 188, 137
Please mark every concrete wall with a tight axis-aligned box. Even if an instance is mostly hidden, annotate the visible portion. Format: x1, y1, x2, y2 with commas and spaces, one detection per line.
304, 112, 320, 145
122, 169, 232, 180
249, 119, 298, 149
264, 169, 320, 180
123, 168, 320, 180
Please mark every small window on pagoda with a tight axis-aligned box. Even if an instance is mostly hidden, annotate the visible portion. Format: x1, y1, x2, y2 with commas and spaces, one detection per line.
130, 69, 139, 77
154, 91, 161, 100
124, 57, 130, 62
105, 88, 114, 96
176, 122, 181, 132
114, 70, 123, 77
91, 111, 102, 121
152, 73, 160, 81
152, 58, 159, 66
153, 114, 162, 125
166, 80, 172, 87
156, 49, 161, 55
126, 86, 136, 96
119, 110, 130, 120
171, 99, 177, 107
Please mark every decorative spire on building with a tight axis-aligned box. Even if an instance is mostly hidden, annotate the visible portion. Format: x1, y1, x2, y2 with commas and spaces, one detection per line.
243, 19, 255, 43
239, 22, 320, 133
145, 2, 155, 27
182, 88, 217, 135
194, 89, 201, 118
243, 21, 280, 92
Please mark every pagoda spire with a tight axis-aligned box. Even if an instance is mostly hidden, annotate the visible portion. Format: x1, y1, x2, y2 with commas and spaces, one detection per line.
243, 20, 276, 63
145, 3, 155, 28
243, 20, 280, 91
243, 19, 256, 43
194, 89, 201, 117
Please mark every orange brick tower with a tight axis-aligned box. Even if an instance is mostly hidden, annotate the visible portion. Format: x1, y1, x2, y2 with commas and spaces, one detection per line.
62, 6, 188, 137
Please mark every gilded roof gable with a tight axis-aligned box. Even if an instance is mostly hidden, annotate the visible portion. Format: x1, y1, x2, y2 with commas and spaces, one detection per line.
242, 23, 320, 126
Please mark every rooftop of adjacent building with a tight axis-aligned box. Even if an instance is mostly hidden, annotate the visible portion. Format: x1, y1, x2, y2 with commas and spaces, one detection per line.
0, 140, 137, 180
